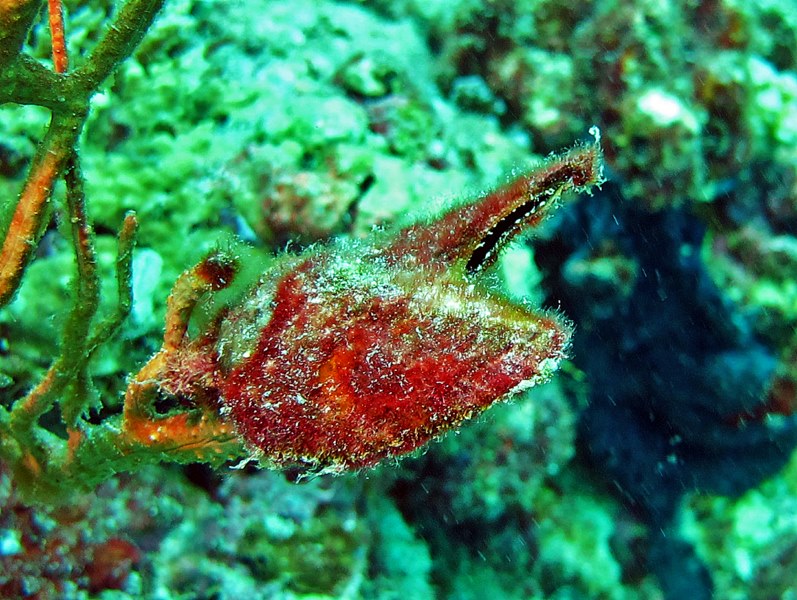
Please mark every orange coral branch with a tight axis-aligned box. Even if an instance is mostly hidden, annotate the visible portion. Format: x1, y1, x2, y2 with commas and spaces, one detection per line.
118, 340, 241, 464
119, 251, 242, 460
47, 0, 67, 73
121, 353, 241, 462
0, 112, 84, 307
163, 252, 239, 351
0, 147, 60, 305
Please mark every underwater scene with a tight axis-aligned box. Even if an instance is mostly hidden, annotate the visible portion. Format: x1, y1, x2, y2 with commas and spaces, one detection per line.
2, 0, 797, 598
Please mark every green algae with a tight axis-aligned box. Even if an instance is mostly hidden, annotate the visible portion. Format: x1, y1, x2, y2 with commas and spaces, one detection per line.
237, 515, 366, 594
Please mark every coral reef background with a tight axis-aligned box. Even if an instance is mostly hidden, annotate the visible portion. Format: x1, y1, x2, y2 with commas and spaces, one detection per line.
2, 0, 797, 598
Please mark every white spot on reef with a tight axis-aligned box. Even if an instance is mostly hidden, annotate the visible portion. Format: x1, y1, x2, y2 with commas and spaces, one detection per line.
637, 89, 700, 132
